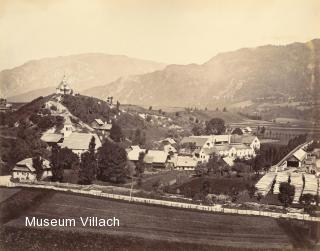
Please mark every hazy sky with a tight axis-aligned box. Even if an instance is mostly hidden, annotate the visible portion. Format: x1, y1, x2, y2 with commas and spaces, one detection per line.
0, 0, 319, 70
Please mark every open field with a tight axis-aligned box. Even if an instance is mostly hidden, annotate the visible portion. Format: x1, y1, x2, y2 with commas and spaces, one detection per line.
0, 188, 298, 250
0, 187, 20, 203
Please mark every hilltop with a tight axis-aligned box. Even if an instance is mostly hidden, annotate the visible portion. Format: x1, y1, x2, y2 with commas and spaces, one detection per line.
0, 53, 166, 102
85, 39, 320, 107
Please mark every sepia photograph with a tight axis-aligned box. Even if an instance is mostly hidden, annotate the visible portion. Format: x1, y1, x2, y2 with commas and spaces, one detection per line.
0, 0, 319, 250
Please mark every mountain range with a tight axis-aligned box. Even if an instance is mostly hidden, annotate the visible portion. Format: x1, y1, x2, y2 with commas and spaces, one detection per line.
0, 53, 166, 101
1, 39, 319, 106
85, 39, 320, 107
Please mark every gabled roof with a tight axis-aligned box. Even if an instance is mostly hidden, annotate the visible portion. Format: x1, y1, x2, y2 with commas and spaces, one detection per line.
212, 135, 230, 142
162, 138, 176, 145
180, 136, 209, 148
163, 144, 177, 153
293, 149, 307, 162
13, 158, 50, 172
94, 119, 104, 126
223, 156, 234, 166
127, 147, 146, 161
231, 135, 257, 145
59, 132, 101, 150
213, 145, 231, 152
230, 143, 251, 150
175, 156, 198, 167
41, 133, 63, 143
144, 150, 168, 164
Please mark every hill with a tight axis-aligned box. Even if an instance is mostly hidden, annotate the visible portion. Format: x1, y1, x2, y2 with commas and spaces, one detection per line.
0, 53, 166, 102
85, 39, 320, 107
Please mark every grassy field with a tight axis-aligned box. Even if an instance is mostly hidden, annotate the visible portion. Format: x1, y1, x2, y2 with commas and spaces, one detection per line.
0, 188, 21, 203
0, 188, 297, 250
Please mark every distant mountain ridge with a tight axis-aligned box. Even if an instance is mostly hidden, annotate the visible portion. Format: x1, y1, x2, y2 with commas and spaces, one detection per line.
85, 39, 320, 107
0, 53, 166, 101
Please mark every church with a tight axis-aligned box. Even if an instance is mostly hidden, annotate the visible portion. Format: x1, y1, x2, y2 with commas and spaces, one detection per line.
56, 75, 74, 95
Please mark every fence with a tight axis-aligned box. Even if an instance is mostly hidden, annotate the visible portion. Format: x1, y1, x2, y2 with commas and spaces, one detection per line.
8, 181, 320, 223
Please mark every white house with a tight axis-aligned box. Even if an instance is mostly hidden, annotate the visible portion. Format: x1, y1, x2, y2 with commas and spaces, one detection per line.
91, 119, 112, 135
174, 156, 198, 171
127, 145, 146, 162
12, 158, 52, 182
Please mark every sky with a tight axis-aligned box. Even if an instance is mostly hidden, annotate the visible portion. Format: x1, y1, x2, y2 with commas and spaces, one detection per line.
0, 0, 319, 71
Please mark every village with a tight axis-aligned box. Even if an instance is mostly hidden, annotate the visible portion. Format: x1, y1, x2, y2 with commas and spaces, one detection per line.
0, 76, 318, 219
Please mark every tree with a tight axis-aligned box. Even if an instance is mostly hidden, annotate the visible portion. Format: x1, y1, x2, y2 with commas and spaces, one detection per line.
158, 109, 162, 114
116, 101, 120, 112
50, 145, 63, 182
195, 163, 208, 177
300, 194, 316, 214
252, 154, 266, 174
79, 137, 97, 185
278, 182, 295, 208
58, 147, 79, 169
32, 155, 43, 180
206, 154, 220, 174
205, 118, 226, 135
223, 107, 227, 112
192, 125, 204, 136
132, 129, 146, 146
246, 184, 257, 198
175, 112, 180, 117
148, 106, 152, 111
110, 121, 123, 142
232, 128, 243, 135
135, 152, 145, 177
97, 140, 127, 183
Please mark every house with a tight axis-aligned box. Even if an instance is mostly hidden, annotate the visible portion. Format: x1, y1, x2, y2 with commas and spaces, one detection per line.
228, 143, 255, 159
180, 136, 212, 150
174, 156, 198, 171
40, 133, 64, 147
127, 145, 146, 162
287, 148, 307, 168
193, 148, 215, 163
59, 132, 101, 156
56, 75, 73, 95
231, 135, 260, 150
91, 119, 112, 135
143, 150, 168, 168
211, 135, 230, 145
12, 158, 52, 182
61, 122, 75, 137
163, 144, 177, 154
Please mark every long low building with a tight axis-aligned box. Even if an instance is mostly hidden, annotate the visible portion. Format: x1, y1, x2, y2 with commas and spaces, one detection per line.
273, 172, 289, 195
290, 173, 304, 204
255, 172, 277, 196
303, 174, 319, 196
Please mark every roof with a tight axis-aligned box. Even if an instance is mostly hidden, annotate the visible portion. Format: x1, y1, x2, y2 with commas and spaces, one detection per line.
180, 136, 209, 148
13, 158, 50, 172
223, 156, 234, 166
127, 147, 146, 161
230, 143, 251, 150
144, 150, 168, 164
292, 149, 307, 162
231, 135, 257, 145
59, 132, 101, 150
41, 133, 63, 143
213, 145, 231, 152
94, 119, 104, 126
162, 138, 176, 145
175, 156, 198, 167
163, 144, 177, 153
212, 135, 230, 142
